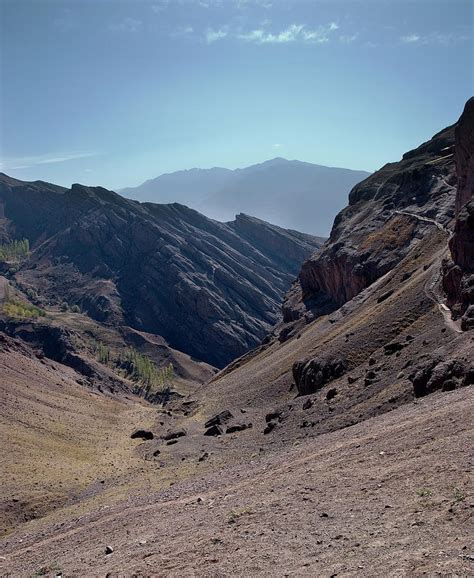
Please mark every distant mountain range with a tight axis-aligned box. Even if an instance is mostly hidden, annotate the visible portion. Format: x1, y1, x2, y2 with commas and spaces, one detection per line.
121, 158, 370, 236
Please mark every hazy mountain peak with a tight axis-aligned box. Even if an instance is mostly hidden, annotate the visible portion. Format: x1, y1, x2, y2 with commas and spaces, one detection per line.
122, 159, 370, 236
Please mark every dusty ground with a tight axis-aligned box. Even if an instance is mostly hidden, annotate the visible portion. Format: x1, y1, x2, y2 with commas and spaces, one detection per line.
0, 386, 472, 576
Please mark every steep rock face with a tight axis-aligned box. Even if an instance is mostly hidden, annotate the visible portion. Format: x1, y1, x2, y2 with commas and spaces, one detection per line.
283, 123, 457, 322
442, 97, 474, 329
0, 176, 323, 367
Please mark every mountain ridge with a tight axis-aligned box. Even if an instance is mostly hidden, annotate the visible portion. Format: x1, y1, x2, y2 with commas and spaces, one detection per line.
0, 177, 323, 367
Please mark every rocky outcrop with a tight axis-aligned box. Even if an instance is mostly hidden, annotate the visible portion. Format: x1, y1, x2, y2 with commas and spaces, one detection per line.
283, 124, 457, 322
409, 355, 474, 397
0, 176, 323, 367
442, 98, 474, 329
292, 356, 347, 396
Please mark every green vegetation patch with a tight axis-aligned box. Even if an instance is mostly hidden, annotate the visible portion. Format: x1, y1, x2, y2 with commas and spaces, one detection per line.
0, 238, 29, 262
3, 299, 46, 319
92, 341, 174, 400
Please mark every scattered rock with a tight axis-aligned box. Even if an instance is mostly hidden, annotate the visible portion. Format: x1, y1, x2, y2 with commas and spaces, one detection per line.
384, 342, 404, 355
293, 356, 347, 395
130, 430, 154, 440
377, 289, 394, 303
162, 429, 186, 441
409, 356, 474, 397
198, 452, 209, 462
226, 423, 252, 434
105, 546, 114, 555
265, 410, 282, 423
263, 422, 276, 435
326, 388, 337, 401
204, 410, 233, 429
300, 421, 315, 428
153, 449, 161, 457
302, 398, 313, 410
204, 424, 223, 437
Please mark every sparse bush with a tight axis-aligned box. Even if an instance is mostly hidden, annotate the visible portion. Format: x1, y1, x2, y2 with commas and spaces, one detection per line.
416, 487, 433, 498
26, 287, 38, 301
228, 507, 253, 524
70, 304, 80, 313
453, 487, 466, 503
60, 301, 69, 312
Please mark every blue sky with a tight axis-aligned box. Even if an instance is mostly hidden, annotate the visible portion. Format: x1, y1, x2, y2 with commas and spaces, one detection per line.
0, 0, 472, 189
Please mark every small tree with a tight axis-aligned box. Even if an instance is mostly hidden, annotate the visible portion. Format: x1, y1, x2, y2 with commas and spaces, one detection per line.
158, 363, 174, 405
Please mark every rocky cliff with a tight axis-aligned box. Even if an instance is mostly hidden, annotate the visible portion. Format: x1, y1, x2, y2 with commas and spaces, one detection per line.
442, 97, 474, 329
0, 176, 323, 367
283, 123, 457, 323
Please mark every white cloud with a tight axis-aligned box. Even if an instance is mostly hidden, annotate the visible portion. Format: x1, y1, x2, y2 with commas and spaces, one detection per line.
339, 32, 358, 44
0, 152, 100, 171
206, 28, 228, 43
401, 34, 421, 44
151, 0, 171, 13
109, 18, 142, 33
272, 143, 283, 149
238, 22, 339, 44
172, 25, 194, 37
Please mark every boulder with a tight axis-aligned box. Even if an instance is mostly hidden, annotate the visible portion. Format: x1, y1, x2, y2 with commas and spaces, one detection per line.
204, 410, 233, 429
292, 356, 347, 396
162, 429, 186, 441
130, 430, 154, 440
204, 424, 223, 437
409, 356, 474, 397
225, 423, 252, 434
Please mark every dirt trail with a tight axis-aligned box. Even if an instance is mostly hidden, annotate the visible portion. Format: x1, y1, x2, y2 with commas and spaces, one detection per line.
394, 210, 462, 333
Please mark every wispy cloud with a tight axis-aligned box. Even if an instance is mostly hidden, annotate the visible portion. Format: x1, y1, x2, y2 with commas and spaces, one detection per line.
0, 152, 100, 171
172, 25, 194, 38
339, 32, 359, 44
206, 28, 228, 43
400, 32, 470, 45
401, 34, 421, 44
272, 143, 283, 149
151, 0, 171, 13
238, 22, 339, 44
109, 18, 142, 33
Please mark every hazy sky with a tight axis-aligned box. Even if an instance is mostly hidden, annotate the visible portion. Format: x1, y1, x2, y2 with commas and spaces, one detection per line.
1, 0, 472, 189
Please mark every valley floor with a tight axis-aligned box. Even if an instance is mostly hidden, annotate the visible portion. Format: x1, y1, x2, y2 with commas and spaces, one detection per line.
1, 386, 472, 577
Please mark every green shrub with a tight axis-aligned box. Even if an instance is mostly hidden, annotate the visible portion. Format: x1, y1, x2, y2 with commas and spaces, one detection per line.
70, 304, 80, 313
